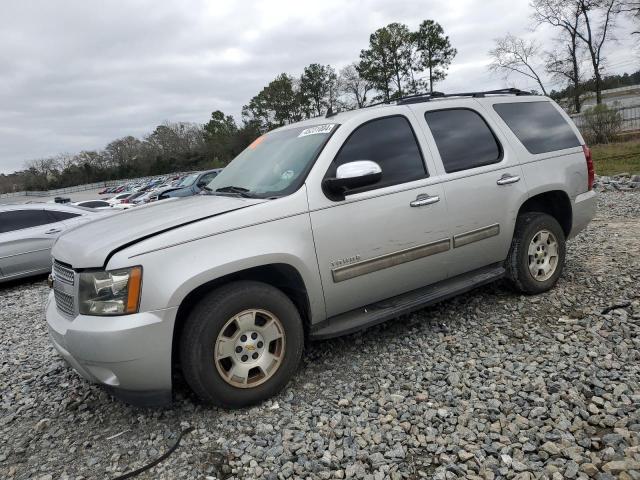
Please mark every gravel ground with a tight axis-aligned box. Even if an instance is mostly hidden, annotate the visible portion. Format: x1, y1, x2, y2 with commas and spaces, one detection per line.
1, 190, 639, 480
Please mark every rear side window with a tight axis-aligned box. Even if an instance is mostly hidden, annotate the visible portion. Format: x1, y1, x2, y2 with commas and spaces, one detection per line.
48, 210, 80, 221
330, 115, 426, 192
424, 109, 501, 173
0, 210, 55, 233
493, 101, 581, 154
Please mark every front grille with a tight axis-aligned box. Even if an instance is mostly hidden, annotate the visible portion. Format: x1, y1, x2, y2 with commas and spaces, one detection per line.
53, 261, 74, 285
52, 260, 76, 316
54, 289, 75, 317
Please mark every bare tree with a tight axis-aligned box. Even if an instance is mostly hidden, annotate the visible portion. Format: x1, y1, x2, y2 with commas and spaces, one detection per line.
338, 63, 372, 108
533, 0, 622, 105
532, 0, 585, 111
489, 34, 549, 94
576, 0, 622, 104
24, 157, 60, 178
623, 1, 639, 34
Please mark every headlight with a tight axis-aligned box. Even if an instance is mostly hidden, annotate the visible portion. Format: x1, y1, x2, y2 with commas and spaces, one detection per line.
78, 266, 142, 315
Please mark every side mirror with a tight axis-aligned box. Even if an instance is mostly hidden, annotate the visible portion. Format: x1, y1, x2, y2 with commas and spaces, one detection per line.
322, 160, 382, 200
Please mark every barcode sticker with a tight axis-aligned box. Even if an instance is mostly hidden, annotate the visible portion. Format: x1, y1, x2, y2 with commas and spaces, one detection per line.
298, 124, 335, 137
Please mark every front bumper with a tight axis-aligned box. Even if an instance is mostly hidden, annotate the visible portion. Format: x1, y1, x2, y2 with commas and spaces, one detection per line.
569, 190, 597, 239
46, 292, 178, 406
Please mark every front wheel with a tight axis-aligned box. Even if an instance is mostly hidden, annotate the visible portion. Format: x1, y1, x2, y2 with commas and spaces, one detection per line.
180, 281, 304, 408
506, 212, 566, 294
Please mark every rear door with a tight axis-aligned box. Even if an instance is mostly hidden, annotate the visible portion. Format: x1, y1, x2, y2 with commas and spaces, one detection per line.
412, 100, 528, 276
0, 209, 62, 277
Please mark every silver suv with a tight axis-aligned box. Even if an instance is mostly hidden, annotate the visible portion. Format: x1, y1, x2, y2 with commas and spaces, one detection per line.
46, 89, 596, 408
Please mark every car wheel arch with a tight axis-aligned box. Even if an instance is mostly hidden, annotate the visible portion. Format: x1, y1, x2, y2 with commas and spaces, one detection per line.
517, 190, 572, 237
170, 262, 312, 383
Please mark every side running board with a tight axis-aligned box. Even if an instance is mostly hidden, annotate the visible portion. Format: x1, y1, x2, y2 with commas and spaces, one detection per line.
310, 263, 505, 340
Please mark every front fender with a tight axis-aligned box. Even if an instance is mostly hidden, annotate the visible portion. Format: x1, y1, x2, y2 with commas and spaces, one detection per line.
108, 210, 326, 324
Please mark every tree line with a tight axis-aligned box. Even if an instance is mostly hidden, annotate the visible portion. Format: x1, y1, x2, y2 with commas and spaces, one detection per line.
1, 19, 456, 194
489, 0, 639, 113
241, 20, 456, 131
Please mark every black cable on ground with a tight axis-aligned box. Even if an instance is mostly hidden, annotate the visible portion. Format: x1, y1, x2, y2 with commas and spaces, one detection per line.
112, 426, 194, 479
601, 302, 631, 314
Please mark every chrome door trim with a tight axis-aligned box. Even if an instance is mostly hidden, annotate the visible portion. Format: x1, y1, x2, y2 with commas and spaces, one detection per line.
332, 238, 450, 283
0, 247, 50, 260
453, 224, 500, 248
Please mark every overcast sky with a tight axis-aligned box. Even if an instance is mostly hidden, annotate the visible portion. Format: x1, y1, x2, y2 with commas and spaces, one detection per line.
0, 0, 637, 174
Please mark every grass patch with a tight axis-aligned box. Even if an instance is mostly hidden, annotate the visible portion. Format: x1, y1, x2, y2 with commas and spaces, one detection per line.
590, 140, 640, 176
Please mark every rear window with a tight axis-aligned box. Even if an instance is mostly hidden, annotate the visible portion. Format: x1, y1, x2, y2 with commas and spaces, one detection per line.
493, 101, 581, 154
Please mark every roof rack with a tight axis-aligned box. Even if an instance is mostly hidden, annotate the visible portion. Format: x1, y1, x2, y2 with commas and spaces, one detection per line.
396, 88, 531, 105
324, 88, 533, 117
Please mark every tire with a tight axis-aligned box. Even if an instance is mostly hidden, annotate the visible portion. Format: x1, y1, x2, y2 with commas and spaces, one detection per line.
506, 212, 566, 294
179, 281, 304, 408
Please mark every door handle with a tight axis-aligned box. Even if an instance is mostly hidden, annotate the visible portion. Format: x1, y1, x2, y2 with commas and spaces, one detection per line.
410, 194, 440, 207
497, 174, 521, 185
45, 228, 62, 234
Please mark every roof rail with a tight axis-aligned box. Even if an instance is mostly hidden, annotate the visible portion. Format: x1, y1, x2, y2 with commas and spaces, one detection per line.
396, 88, 532, 105
320, 88, 534, 118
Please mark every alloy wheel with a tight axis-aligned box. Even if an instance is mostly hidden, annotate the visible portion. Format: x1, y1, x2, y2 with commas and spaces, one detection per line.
214, 309, 286, 388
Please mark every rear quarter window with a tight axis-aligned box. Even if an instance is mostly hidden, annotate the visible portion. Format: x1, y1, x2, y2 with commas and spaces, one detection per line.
493, 101, 581, 154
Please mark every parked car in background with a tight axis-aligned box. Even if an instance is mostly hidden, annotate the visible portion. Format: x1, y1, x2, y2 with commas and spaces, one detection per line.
145, 186, 179, 203
120, 191, 146, 204
130, 190, 156, 205
0, 204, 108, 283
74, 200, 112, 209
106, 192, 133, 205
160, 169, 222, 199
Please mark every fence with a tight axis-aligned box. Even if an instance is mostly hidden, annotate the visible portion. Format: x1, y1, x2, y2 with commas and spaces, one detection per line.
570, 104, 640, 133
0, 172, 195, 200
0, 179, 132, 199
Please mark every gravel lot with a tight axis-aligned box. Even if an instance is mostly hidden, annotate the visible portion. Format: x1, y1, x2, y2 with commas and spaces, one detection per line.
1, 190, 639, 480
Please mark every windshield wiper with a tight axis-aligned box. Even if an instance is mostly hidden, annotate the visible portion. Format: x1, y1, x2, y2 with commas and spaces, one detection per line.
214, 186, 257, 198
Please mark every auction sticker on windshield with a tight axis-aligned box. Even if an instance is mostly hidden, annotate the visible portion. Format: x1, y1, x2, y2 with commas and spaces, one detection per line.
298, 124, 335, 137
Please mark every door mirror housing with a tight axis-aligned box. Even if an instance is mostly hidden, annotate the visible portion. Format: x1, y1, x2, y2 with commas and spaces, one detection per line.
322, 160, 382, 200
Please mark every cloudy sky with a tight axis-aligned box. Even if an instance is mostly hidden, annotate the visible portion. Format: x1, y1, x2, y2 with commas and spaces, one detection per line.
1, 0, 637, 174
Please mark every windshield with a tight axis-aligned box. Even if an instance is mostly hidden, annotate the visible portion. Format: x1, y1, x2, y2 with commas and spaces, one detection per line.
177, 173, 199, 187
206, 123, 338, 198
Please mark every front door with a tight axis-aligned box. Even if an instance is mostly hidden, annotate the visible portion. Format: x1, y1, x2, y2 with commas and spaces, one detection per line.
308, 114, 451, 317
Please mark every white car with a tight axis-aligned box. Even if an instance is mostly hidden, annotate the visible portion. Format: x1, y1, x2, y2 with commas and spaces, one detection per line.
106, 192, 133, 205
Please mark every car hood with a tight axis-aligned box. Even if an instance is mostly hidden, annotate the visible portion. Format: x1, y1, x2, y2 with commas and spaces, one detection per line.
52, 195, 265, 268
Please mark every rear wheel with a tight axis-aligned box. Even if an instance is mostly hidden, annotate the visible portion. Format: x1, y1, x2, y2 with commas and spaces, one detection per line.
180, 281, 304, 408
506, 212, 566, 294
